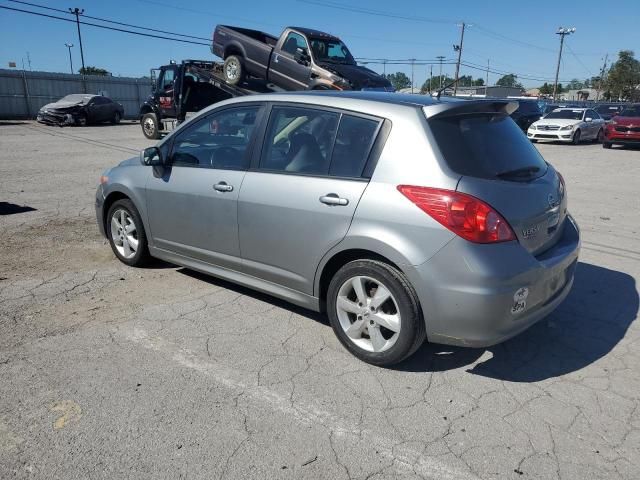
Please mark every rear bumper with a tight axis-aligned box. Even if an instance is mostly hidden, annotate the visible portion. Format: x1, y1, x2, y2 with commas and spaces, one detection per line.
405, 215, 580, 347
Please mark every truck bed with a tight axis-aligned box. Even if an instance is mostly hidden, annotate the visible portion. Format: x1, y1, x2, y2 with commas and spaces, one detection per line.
212, 25, 277, 80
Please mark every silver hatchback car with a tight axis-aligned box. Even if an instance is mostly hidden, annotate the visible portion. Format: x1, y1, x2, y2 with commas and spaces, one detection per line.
96, 92, 580, 366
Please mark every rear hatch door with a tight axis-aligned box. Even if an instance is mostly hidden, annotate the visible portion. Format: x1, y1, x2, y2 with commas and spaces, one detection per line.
425, 101, 566, 255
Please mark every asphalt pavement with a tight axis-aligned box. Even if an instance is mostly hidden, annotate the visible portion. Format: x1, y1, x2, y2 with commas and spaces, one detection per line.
0, 120, 638, 479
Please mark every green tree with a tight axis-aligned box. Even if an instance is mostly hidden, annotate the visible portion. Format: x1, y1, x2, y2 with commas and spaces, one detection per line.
79, 66, 110, 76
420, 75, 454, 93
496, 73, 523, 89
473, 77, 485, 86
539, 83, 553, 95
384, 72, 411, 90
605, 50, 640, 101
567, 78, 585, 90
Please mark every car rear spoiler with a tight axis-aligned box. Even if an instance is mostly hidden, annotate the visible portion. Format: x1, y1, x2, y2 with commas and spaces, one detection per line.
423, 100, 519, 119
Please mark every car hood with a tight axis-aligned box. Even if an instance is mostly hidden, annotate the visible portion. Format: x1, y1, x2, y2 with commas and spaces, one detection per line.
118, 156, 140, 167
317, 62, 392, 90
40, 100, 85, 111
533, 118, 580, 127
612, 116, 640, 126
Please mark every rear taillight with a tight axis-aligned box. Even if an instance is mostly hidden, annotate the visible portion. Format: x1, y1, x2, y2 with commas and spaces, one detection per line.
397, 186, 516, 244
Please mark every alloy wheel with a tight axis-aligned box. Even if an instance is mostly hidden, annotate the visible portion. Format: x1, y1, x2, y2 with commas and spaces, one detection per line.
225, 60, 239, 81
335, 276, 401, 353
110, 209, 138, 259
143, 117, 155, 136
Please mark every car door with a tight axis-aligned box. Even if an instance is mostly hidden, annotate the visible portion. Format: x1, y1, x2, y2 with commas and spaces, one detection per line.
237, 104, 382, 295
270, 31, 311, 90
587, 109, 603, 138
145, 104, 264, 270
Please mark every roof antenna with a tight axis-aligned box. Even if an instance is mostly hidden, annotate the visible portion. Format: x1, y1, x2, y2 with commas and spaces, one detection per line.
435, 78, 458, 100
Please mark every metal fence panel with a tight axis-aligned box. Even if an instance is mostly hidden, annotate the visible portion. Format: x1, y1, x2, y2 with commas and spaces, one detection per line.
0, 69, 150, 119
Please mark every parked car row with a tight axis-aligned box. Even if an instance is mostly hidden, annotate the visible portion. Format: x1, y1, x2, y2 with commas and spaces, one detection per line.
526, 104, 640, 148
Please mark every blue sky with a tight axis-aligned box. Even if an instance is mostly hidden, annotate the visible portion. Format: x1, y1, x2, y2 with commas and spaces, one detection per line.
1, 0, 637, 88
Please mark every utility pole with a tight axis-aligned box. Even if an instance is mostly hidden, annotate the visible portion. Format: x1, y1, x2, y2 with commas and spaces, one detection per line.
552, 27, 575, 101
26, 52, 32, 71
69, 8, 85, 72
429, 64, 433, 93
410, 58, 416, 94
453, 22, 468, 96
596, 54, 608, 102
382, 59, 387, 76
436, 55, 445, 88
65, 43, 74, 74
485, 59, 490, 96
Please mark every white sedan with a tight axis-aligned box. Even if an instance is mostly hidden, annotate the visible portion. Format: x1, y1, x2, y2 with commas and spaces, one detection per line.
527, 108, 605, 144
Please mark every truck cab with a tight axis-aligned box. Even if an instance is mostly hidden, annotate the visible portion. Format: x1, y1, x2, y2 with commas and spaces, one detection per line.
138, 60, 238, 139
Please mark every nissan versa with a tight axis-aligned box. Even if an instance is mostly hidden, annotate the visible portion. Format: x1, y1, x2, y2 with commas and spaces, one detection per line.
96, 92, 580, 366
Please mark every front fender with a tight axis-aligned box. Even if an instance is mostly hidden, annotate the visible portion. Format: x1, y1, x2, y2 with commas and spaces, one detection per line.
102, 167, 152, 247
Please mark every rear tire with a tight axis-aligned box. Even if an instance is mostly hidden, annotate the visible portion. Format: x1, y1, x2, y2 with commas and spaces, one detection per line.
327, 259, 426, 366
594, 128, 604, 143
106, 199, 150, 267
603, 141, 612, 149
223, 55, 244, 86
572, 129, 581, 145
141, 112, 160, 140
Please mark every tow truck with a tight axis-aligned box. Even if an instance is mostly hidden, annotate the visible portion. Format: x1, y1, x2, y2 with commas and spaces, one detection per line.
138, 59, 275, 139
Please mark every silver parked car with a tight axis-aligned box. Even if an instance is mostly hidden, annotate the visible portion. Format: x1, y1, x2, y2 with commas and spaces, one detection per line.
527, 107, 605, 144
96, 92, 580, 366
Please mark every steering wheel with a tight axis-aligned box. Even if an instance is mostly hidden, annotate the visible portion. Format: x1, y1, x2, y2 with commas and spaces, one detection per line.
210, 146, 240, 168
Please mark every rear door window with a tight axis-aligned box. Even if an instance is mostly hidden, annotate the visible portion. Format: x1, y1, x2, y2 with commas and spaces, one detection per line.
428, 113, 548, 180
329, 115, 379, 178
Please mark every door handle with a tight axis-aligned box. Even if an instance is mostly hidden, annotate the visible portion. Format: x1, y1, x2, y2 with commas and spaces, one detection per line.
319, 194, 348, 206
213, 182, 233, 192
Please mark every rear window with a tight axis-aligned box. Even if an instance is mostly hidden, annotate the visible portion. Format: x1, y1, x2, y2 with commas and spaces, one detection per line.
428, 113, 547, 180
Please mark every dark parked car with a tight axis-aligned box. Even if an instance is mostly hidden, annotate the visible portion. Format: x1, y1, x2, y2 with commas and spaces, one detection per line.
510, 100, 542, 131
212, 25, 393, 91
595, 103, 625, 122
37, 94, 124, 126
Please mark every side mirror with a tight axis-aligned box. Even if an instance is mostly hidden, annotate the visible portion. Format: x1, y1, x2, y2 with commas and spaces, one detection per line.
585, 117, 593, 122
294, 47, 310, 65
141, 146, 164, 166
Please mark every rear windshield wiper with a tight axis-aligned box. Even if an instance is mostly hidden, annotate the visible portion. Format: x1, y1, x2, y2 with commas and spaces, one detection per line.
495, 166, 540, 179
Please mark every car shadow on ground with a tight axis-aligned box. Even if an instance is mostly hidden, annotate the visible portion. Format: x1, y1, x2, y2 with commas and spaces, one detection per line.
395, 262, 638, 381
177, 262, 637, 381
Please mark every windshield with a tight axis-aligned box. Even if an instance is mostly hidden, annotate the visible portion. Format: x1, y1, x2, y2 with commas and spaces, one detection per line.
619, 106, 640, 117
309, 38, 355, 65
428, 113, 547, 181
545, 110, 584, 120
60, 94, 92, 103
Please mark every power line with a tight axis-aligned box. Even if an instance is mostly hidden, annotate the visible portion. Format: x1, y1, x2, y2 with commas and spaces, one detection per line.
7, 0, 211, 41
0, 5, 211, 46
297, 0, 457, 25
564, 39, 595, 77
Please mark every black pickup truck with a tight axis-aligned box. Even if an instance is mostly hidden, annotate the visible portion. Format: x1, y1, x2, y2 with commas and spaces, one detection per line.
212, 25, 393, 92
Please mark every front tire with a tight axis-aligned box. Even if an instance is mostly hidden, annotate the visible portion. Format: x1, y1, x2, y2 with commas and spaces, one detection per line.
223, 55, 244, 86
111, 111, 121, 124
572, 129, 581, 145
106, 199, 150, 267
327, 260, 426, 366
141, 112, 160, 140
